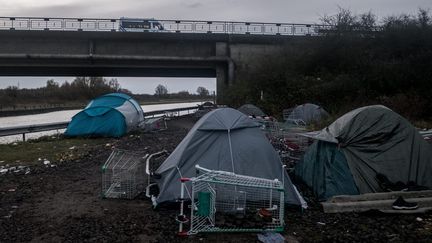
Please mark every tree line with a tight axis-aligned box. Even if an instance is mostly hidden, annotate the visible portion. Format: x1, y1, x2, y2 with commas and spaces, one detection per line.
0, 77, 213, 108
225, 8, 432, 123
0, 77, 124, 107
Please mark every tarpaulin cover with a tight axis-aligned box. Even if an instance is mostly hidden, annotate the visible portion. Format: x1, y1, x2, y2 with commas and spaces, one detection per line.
295, 141, 359, 200
296, 105, 432, 199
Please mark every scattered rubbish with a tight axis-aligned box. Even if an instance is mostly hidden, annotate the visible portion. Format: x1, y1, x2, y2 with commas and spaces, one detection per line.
392, 196, 419, 210
38, 158, 42, 161
69, 146, 76, 150
0, 160, 4, 163
50, 164, 57, 168
11, 206, 18, 209
317, 221, 326, 226
257, 232, 285, 243
0, 165, 30, 175
142, 117, 168, 132
322, 190, 432, 213
3, 215, 12, 219
105, 143, 111, 147
8, 188, 16, 192
416, 217, 423, 222
43, 160, 51, 165
12, 142, 18, 146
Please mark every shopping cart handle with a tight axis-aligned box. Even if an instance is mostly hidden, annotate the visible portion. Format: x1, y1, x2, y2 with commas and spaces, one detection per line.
146, 150, 168, 175
195, 164, 211, 172
152, 173, 162, 179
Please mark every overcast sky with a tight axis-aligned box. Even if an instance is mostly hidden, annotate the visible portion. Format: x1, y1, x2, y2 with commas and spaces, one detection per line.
0, 0, 430, 94
1, 0, 430, 23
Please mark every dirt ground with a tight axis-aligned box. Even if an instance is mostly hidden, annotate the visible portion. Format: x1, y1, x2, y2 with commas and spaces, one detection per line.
1, 115, 431, 242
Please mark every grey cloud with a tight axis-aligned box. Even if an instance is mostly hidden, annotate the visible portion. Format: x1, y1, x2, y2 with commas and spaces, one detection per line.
7, 3, 97, 18
183, 2, 203, 9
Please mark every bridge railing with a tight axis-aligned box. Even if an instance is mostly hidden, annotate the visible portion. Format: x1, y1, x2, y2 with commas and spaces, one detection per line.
0, 17, 118, 31
0, 17, 334, 36
158, 20, 332, 36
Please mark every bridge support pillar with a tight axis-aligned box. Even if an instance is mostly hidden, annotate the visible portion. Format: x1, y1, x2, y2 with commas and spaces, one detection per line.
216, 65, 227, 105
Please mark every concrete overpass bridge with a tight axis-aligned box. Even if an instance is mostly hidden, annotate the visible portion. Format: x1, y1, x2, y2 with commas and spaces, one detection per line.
0, 17, 326, 103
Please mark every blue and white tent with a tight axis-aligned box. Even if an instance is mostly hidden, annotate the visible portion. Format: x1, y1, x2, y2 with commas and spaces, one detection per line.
65, 93, 144, 137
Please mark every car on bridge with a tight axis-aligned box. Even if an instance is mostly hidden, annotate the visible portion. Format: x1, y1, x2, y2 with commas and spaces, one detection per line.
118, 17, 167, 32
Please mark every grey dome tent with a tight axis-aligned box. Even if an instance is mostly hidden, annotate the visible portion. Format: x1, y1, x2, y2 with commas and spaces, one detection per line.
238, 104, 266, 117
285, 103, 329, 125
295, 105, 432, 200
154, 108, 305, 206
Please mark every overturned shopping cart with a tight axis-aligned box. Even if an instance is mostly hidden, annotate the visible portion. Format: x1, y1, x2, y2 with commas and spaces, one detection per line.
177, 165, 285, 235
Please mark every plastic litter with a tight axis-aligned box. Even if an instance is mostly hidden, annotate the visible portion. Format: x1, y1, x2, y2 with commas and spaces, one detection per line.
257, 232, 285, 243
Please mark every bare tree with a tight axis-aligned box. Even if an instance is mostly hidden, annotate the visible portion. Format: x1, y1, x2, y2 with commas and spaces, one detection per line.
155, 84, 168, 96
196, 86, 209, 97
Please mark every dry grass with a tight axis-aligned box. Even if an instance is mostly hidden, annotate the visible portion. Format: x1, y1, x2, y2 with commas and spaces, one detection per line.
0, 136, 111, 166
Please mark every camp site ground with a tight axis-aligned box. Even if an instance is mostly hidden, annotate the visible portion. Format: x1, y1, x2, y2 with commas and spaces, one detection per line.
1, 113, 432, 242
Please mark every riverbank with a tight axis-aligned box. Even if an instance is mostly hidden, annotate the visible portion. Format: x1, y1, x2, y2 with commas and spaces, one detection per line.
0, 115, 431, 242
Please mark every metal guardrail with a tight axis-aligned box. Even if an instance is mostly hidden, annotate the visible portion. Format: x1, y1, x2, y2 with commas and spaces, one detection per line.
0, 106, 199, 141
144, 106, 198, 117
0, 16, 333, 36
0, 121, 69, 141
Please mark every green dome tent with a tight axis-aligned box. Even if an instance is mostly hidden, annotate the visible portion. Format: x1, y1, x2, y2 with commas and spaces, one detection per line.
65, 93, 144, 137
295, 105, 432, 200
238, 104, 266, 117
285, 103, 329, 126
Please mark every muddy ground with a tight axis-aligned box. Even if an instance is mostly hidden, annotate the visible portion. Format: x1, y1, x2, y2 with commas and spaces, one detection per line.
1, 115, 431, 242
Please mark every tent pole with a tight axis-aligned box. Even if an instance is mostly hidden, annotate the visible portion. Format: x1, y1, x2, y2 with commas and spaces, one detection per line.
227, 129, 235, 173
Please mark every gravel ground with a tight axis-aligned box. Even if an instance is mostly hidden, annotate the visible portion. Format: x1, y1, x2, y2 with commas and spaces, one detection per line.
0, 115, 431, 242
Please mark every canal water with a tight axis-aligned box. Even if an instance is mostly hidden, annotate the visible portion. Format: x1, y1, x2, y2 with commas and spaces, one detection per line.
0, 102, 203, 144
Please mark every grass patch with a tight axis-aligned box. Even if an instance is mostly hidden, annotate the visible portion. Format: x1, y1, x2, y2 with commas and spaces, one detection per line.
0, 136, 112, 166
